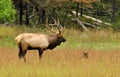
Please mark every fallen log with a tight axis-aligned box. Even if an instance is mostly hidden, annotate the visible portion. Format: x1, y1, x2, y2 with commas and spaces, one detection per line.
72, 11, 111, 26
69, 11, 89, 32
82, 21, 96, 28
71, 18, 96, 28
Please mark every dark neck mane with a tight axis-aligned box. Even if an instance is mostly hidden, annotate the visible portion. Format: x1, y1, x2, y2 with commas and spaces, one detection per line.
47, 35, 60, 50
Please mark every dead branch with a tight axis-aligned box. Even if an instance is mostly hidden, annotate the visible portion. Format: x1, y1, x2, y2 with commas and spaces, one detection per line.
72, 11, 111, 26
71, 18, 96, 28
68, 10, 89, 32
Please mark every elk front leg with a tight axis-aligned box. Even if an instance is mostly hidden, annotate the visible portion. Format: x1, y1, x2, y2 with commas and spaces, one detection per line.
38, 49, 43, 59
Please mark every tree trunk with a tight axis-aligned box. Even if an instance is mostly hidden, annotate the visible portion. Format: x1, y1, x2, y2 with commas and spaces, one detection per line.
41, 8, 45, 24
80, 3, 83, 17
62, 11, 68, 27
38, 8, 45, 24
111, 0, 116, 22
76, 3, 79, 17
19, 0, 23, 24
25, 2, 29, 25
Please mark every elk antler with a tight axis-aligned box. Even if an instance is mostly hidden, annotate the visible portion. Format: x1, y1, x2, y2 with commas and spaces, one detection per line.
45, 17, 63, 35
45, 17, 58, 34
56, 17, 63, 35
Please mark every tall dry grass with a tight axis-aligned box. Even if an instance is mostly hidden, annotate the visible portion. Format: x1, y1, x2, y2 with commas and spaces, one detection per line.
0, 48, 120, 77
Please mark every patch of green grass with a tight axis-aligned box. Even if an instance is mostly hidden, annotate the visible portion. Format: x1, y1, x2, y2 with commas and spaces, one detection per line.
60, 38, 120, 50
59, 28, 120, 50
0, 36, 16, 47
0, 26, 120, 50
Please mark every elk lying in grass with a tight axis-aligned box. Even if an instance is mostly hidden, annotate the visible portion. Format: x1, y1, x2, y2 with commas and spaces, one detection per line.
15, 18, 66, 62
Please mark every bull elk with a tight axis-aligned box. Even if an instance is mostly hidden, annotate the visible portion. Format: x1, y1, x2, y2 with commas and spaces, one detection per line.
15, 17, 66, 62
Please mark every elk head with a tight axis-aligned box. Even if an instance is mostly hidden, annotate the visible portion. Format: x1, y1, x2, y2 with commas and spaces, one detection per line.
45, 17, 66, 49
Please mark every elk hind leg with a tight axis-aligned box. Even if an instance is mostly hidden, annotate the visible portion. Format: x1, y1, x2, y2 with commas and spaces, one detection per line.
18, 43, 24, 59
18, 47, 27, 62
21, 43, 28, 62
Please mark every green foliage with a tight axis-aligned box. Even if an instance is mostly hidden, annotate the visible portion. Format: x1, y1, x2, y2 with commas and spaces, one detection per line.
112, 22, 120, 31
0, 0, 16, 23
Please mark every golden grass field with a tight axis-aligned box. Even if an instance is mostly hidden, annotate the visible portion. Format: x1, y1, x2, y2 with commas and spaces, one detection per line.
0, 47, 120, 77
0, 26, 120, 77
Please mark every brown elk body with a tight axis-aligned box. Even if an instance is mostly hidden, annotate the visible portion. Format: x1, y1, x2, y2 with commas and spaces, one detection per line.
15, 33, 66, 62
15, 18, 66, 62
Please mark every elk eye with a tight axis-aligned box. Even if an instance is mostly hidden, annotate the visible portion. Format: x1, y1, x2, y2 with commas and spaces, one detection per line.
62, 38, 66, 42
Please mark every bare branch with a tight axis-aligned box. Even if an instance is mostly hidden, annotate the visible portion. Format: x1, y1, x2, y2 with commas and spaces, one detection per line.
68, 10, 89, 32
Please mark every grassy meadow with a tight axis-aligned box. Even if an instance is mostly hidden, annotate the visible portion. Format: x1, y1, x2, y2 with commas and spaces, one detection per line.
0, 25, 120, 77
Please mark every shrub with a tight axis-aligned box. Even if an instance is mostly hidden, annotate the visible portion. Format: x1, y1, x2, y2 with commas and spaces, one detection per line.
0, 0, 16, 23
